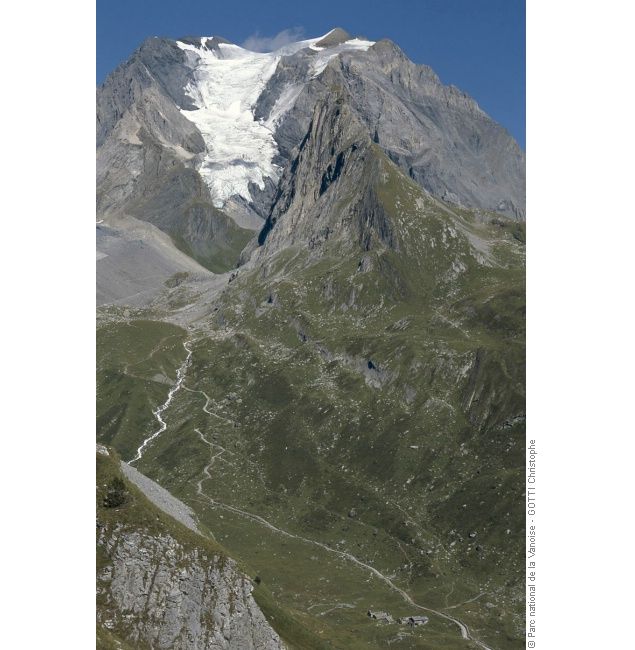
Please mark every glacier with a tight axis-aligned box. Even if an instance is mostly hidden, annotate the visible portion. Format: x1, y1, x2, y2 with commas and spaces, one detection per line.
176, 31, 374, 209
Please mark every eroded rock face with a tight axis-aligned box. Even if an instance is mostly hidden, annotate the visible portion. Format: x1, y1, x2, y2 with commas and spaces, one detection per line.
97, 38, 205, 215
97, 37, 253, 274
265, 39, 525, 220
97, 526, 284, 650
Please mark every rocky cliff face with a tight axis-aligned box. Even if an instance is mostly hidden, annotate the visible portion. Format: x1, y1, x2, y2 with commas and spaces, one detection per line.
96, 38, 205, 215
256, 86, 379, 256
96, 450, 285, 650
97, 527, 283, 650
260, 38, 525, 220
97, 37, 254, 274
97, 28, 525, 281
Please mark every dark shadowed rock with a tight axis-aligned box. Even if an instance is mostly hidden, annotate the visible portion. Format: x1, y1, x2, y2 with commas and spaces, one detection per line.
315, 28, 353, 48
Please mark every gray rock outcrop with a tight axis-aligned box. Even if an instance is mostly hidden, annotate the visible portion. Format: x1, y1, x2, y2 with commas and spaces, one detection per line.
97, 527, 284, 649
259, 38, 525, 220
97, 38, 253, 273
256, 86, 386, 257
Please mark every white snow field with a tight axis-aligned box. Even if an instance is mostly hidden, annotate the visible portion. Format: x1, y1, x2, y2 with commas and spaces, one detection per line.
176, 31, 373, 208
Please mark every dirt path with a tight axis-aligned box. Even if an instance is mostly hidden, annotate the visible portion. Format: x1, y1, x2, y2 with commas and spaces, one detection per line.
182, 385, 235, 425
194, 425, 495, 650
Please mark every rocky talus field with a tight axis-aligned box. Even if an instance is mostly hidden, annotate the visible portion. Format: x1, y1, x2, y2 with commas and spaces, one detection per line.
97, 28, 525, 649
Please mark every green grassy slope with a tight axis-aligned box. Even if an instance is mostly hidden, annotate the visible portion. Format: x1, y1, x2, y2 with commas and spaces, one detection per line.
96, 149, 525, 649
169, 208, 254, 274
125, 164, 255, 274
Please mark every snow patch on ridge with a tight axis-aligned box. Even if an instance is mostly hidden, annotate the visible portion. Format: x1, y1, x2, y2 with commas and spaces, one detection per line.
264, 83, 304, 130
308, 38, 375, 77
176, 33, 374, 208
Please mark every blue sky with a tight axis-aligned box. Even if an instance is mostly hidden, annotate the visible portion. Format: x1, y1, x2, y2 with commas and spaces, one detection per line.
97, 0, 525, 148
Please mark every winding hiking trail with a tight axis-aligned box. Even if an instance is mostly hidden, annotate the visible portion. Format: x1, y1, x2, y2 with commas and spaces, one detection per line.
126, 338, 495, 650
193, 424, 495, 650
182, 385, 235, 425
129, 340, 193, 463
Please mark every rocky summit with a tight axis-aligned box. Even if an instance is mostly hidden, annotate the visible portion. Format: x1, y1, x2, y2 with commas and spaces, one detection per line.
97, 28, 525, 650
